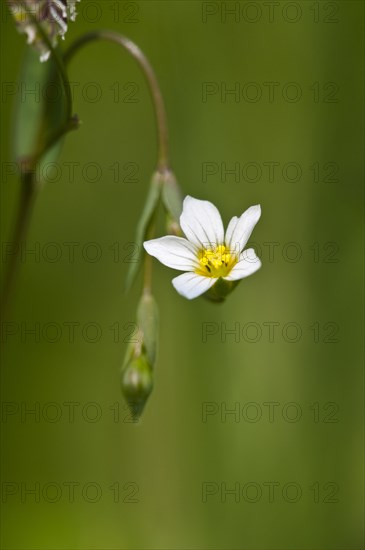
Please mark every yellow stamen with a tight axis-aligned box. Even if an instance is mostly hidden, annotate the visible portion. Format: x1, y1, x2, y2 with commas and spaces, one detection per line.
195, 244, 237, 278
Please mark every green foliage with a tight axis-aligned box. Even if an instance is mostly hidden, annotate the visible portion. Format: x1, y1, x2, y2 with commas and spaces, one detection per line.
125, 172, 162, 291
12, 47, 67, 180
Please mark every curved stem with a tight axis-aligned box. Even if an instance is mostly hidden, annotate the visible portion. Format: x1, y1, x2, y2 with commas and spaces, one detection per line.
64, 30, 170, 171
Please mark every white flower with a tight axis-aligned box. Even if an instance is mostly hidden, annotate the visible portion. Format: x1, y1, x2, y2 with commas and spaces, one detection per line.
7, 0, 80, 62
143, 196, 262, 300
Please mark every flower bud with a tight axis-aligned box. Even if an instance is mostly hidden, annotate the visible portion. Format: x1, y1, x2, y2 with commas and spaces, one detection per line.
121, 356, 153, 422
120, 293, 158, 420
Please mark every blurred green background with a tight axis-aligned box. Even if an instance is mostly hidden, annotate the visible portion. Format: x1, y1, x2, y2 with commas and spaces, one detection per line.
1, 1, 363, 548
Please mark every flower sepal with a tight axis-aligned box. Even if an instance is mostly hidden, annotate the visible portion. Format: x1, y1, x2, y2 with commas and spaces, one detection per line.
161, 169, 183, 228
125, 171, 162, 292
203, 278, 239, 303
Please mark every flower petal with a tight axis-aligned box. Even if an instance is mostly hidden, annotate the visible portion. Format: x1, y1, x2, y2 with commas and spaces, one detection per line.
180, 196, 224, 249
144, 236, 198, 271
8, 0, 80, 62
225, 205, 261, 253
172, 272, 217, 300
224, 249, 262, 281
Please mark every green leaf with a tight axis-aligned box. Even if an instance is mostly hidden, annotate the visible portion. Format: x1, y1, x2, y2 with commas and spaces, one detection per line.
162, 170, 183, 222
12, 46, 67, 181
125, 173, 162, 292
137, 293, 159, 366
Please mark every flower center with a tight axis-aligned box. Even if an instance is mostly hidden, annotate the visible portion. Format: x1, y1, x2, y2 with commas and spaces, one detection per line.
196, 244, 237, 278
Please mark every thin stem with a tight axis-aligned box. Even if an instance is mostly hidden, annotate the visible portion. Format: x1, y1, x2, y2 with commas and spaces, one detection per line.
1, 171, 37, 316
1, 112, 77, 316
64, 30, 170, 171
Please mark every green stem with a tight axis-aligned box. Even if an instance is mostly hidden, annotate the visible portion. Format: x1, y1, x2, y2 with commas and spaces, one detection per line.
1, 110, 78, 316
2, 4, 77, 317
1, 171, 37, 316
64, 30, 170, 171
64, 32, 172, 297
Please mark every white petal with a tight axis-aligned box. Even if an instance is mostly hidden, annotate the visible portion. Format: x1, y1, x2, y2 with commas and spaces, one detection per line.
172, 272, 217, 300
225, 215, 239, 253
225, 205, 261, 253
224, 249, 262, 281
180, 196, 224, 249
144, 236, 198, 271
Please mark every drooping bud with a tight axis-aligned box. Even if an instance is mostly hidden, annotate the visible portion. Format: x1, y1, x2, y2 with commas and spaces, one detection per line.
203, 278, 239, 303
120, 293, 159, 421
7, 0, 80, 62
121, 356, 153, 422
